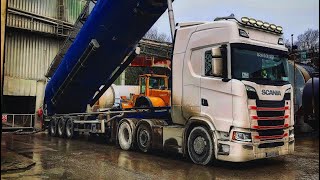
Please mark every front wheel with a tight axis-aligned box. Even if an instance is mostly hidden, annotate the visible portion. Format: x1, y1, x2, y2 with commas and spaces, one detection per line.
187, 126, 214, 165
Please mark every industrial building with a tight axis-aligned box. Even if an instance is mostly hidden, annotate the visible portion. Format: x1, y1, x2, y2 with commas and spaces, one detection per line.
2, 0, 172, 130
2, 0, 87, 128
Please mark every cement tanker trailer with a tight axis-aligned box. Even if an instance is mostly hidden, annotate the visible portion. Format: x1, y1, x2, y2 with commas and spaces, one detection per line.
302, 76, 319, 131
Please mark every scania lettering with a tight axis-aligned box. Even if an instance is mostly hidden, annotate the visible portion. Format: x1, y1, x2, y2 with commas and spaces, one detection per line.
262, 90, 282, 96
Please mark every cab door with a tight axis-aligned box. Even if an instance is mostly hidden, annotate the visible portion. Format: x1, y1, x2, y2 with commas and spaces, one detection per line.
200, 46, 233, 132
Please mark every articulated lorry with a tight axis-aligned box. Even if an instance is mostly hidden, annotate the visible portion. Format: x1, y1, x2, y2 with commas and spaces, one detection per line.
44, 0, 294, 165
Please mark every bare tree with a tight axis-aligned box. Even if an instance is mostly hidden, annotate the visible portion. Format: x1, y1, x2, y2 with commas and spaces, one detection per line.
144, 27, 171, 42
296, 29, 319, 50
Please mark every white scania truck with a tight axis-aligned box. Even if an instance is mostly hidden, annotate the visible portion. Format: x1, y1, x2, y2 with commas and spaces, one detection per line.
46, 16, 294, 165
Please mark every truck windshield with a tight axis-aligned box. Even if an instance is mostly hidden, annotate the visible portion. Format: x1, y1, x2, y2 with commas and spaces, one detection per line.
231, 45, 289, 83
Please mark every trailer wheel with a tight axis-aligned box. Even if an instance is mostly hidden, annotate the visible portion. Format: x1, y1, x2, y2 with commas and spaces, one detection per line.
118, 121, 133, 150
57, 118, 66, 138
136, 124, 152, 153
187, 126, 214, 165
66, 118, 78, 139
49, 118, 58, 137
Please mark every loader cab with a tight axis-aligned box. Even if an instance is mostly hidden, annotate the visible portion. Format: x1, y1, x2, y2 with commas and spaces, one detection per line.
120, 74, 171, 109
139, 74, 169, 95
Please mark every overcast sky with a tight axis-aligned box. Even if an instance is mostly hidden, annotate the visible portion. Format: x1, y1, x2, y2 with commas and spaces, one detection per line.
152, 0, 319, 41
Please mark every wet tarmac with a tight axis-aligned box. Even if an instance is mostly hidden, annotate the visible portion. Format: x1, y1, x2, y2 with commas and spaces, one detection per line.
1, 132, 319, 180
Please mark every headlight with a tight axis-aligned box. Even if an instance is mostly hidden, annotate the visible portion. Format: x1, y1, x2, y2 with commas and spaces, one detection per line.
245, 85, 256, 92
232, 131, 252, 142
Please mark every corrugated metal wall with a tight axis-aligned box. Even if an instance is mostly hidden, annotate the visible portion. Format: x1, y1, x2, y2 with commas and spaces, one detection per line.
64, 0, 87, 24
4, 31, 61, 80
8, 0, 86, 24
6, 13, 58, 35
8, 0, 58, 19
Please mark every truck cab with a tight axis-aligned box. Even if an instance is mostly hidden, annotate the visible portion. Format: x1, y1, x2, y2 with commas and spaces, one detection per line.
171, 16, 294, 163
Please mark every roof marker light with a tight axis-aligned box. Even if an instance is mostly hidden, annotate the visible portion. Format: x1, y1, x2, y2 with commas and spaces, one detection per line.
256, 20, 263, 26
270, 24, 277, 30
249, 18, 257, 24
263, 22, 270, 28
239, 29, 249, 38
241, 17, 249, 23
276, 26, 283, 32
278, 38, 284, 45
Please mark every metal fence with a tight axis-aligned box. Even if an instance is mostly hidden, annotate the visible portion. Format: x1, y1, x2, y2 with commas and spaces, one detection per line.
2, 114, 35, 130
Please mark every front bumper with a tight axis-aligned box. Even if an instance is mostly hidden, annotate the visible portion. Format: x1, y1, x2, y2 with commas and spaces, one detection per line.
216, 139, 295, 162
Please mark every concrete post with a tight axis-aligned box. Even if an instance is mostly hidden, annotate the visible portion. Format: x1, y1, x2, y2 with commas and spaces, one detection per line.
1, 0, 7, 97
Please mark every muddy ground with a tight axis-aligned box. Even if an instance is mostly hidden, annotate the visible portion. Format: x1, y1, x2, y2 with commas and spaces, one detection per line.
1, 132, 319, 180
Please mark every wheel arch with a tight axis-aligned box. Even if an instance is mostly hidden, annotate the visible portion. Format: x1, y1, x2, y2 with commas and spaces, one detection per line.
134, 96, 154, 107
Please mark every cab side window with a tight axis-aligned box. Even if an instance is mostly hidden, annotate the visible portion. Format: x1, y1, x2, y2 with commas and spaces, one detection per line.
204, 50, 213, 76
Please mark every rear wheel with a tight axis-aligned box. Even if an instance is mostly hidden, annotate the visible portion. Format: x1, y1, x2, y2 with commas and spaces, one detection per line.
136, 124, 152, 153
187, 126, 214, 165
65, 118, 78, 139
118, 121, 133, 150
49, 118, 58, 137
57, 118, 66, 138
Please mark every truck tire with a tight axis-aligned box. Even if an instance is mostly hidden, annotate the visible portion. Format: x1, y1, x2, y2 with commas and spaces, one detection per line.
187, 126, 214, 165
118, 121, 133, 150
136, 124, 152, 153
49, 118, 58, 137
65, 118, 78, 139
57, 118, 66, 138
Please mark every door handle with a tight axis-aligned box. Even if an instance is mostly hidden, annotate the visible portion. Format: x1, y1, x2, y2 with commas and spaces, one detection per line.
201, 98, 208, 106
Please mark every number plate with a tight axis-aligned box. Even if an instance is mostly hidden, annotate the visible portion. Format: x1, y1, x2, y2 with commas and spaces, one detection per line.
266, 151, 279, 158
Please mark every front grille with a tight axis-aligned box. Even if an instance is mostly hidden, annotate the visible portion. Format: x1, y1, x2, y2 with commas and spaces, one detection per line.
258, 120, 285, 126
255, 100, 286, 128
258, 142, 284, 148
257, 111, 285, 117
258, 129, 284, 136
256, 100, 285, 108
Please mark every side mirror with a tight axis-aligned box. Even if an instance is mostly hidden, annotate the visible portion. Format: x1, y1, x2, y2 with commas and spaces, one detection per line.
211, 45, 227, 77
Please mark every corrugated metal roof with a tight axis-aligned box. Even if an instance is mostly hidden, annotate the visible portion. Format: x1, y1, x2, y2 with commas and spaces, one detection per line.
4, 31, 61, 80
